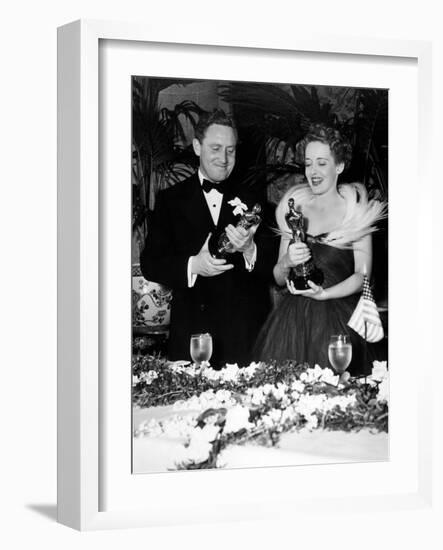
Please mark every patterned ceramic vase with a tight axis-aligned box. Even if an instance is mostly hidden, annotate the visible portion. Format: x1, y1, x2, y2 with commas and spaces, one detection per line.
132, 264, 172, 331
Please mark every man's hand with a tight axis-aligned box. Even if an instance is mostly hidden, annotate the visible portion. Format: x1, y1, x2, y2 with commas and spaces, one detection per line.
224, 224, 258, 256
191, 233, 234, 277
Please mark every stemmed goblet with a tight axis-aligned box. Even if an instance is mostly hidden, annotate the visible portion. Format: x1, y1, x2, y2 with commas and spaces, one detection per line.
190, 333, 213, 367
328, 334, 352, 382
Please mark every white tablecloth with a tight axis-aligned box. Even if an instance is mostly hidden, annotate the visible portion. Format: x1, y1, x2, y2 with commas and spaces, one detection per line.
132, 405, 389, 473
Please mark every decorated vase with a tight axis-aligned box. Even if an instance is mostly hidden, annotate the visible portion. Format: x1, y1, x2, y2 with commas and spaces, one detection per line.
132, 264, 172, 331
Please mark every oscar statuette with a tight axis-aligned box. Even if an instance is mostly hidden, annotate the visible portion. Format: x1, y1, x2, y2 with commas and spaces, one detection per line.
285, 198, 324, 290
209, 203, 262, 259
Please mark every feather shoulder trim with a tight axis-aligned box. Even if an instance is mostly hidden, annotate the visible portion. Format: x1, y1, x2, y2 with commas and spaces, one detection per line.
275, 182, 387, 248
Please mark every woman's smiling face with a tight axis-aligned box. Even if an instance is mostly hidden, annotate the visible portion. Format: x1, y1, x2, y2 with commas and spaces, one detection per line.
304, 141, 344, 195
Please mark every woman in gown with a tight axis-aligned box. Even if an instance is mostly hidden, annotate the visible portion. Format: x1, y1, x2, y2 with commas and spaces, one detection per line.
255, 124, 387, 376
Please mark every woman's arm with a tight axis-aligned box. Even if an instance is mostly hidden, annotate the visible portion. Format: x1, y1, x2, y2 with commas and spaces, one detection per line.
289, 235, 372, 300
322, 234, 372, 299
273, 237, 291, 286
273, 237, 311, 286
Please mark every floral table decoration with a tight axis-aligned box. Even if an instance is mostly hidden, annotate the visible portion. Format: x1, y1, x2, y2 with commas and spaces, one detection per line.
132, 357, 388, 471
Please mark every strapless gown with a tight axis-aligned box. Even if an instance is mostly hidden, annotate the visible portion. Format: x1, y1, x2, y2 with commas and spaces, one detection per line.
253, 238, 386, 376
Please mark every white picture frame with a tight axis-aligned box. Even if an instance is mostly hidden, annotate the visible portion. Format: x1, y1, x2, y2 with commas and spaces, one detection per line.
57, 19, 433, 531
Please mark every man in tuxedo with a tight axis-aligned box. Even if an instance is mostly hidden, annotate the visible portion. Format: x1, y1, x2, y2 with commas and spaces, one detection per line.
140, 109, 277, 367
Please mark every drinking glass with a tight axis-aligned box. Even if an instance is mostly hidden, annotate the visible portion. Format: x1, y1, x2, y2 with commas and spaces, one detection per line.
328, 334, 352, 375
190, 333, 213, 366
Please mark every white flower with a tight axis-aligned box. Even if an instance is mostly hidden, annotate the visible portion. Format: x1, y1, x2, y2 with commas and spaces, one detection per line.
323, 394, 356, 412
189, 364, 203, 376
262, 383, 275, 396
304, 413, 319, 431
300, 365, 323, 384
299, 365, 340, 386
311, 364, 324, 377
281, 405, 297, 423
377, 377, 389, 402
261, 415, 276, 429
168, 361, 201, 377
215, 389, 234, 404
184, 443, 211, 463
224, 405, 252, 434
319, 367, 340, 386
247, 387, 266, 406
202, 361, 258, 383
242, 361, 260, 380
139, 370, 159, 385
132, 375, 140, 386
291, 379, 306, 394
202, 423, 221, 442
190, 424, 220, 444
163, 416, 196, 439
261, 407, 283, 428
169, 360, 190, 369
181, 424, 220, 463
228, 197, 248, 216
271, 382, 289, 401
221, 363, 241, 382
371, 361, 388, 382
172, 388, 236, 413
297, 393, 327, 417
201, 363, 240, 383
201, 366, 223, 381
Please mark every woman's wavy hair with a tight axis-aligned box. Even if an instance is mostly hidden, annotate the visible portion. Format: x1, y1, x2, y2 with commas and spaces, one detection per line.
296, 123, 353, 169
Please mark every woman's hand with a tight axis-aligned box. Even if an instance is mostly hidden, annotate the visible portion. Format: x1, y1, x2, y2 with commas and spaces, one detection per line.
286, 279, 327, 300
285, 242, 311, 267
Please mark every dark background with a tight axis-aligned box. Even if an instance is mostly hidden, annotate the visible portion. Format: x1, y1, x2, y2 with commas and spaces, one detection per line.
132, 77, 388, 303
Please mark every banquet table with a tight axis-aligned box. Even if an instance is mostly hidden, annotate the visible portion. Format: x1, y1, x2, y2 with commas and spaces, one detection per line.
132, 404, 389, 474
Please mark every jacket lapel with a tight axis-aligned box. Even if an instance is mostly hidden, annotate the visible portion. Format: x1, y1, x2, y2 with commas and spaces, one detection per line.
217, 186, 239, 230
182, 174, 216, 234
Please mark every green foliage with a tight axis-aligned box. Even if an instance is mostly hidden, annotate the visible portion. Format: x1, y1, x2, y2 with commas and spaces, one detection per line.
132, 77, 205, 245
134, 356, 388, 470
133, 355, 388, 430
219, 82, 388, 200
132, 355, 308, 408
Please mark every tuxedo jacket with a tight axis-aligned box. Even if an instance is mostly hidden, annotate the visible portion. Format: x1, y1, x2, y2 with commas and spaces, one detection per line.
140, 173, 278, 367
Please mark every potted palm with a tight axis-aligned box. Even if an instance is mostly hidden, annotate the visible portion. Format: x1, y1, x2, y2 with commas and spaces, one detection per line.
218, 82, 388, 304
132, 77, 203, 336
218, 82, 388, 202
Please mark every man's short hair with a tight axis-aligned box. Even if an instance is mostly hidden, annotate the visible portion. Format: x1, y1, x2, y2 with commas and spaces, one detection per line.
194, 109, 237, 142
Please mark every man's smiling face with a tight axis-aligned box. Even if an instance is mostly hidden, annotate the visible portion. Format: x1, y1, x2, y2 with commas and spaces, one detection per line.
193, 124, 237, 183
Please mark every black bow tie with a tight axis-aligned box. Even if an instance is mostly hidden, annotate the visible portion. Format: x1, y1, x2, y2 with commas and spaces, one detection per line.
202, 179, 227, 194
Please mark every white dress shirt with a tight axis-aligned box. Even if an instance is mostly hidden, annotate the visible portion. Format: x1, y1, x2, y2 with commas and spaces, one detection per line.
187, 171, 257, 287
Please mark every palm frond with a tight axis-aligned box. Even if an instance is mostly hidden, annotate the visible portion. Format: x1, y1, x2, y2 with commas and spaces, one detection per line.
132, 77, 204, 241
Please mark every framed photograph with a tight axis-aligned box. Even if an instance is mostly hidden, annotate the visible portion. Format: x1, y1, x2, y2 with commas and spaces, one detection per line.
58, 19, 433, 530
130, 74, 390, 475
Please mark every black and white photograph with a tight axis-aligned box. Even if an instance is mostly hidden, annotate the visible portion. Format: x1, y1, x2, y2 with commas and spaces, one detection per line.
4, 0, 438, 542
131, 76, 389, 473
